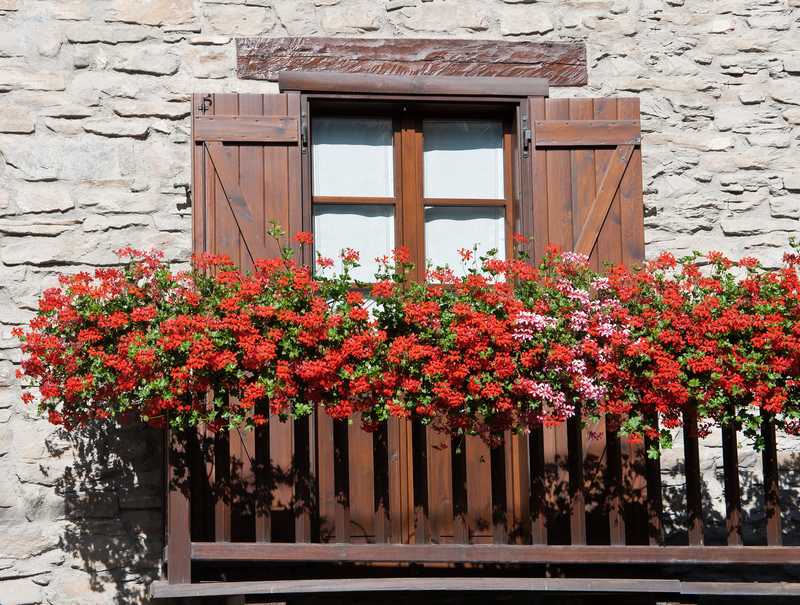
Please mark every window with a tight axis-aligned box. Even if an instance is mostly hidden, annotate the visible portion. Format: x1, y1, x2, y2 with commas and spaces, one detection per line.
310, 103, 513, 281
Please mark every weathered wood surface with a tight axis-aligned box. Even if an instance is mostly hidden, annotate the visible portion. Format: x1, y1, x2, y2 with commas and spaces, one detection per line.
237, 37, 587, 86
279, 71, 549, 97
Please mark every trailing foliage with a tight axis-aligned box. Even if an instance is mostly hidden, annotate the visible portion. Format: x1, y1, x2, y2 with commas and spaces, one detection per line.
14, 227, 800, 455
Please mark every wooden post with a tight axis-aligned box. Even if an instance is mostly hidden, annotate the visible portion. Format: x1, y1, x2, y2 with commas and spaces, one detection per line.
761, 411, 782, 546
167, 429, 191, 584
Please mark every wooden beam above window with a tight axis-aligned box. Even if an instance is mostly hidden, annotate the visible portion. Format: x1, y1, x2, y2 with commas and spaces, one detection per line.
237, 37, 587, 87
279, 71, 549, 98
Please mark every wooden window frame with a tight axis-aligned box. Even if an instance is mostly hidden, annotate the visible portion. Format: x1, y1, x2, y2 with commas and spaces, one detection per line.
300, 94, 528, 280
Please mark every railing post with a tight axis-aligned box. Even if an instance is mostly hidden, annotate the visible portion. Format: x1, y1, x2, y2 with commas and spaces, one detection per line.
167, 429, 191, 584
761, 410, 782, 546
682, 408, 704, 546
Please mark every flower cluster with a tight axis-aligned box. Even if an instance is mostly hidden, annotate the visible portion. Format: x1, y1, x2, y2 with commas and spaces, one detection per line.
14, 229, 800, 453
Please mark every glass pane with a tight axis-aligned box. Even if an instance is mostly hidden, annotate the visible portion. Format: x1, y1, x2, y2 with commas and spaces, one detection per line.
312, 117, 394, 197
313, 204, 394, 282
424, 206, 505, 277
423, 119, 504, 199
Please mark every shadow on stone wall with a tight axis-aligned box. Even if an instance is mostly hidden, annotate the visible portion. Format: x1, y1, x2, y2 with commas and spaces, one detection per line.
660, 452, 800, 546
49, 423, 163, 604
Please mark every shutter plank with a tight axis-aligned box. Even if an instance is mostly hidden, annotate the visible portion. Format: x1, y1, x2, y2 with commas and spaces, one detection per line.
591, 99, 623, 267
534, 120, 640, 147
194, 115, 299, 143
617, 98, 645, 266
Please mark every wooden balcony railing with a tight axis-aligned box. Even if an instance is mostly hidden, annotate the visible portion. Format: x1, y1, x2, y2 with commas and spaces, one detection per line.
155, 409, 800, 600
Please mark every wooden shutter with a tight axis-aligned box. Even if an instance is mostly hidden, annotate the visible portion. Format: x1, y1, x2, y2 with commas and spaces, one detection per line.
527, 97, 644, 269
191, 93, 311, 544
192, 93, 302, 271
523, 96, 647, 546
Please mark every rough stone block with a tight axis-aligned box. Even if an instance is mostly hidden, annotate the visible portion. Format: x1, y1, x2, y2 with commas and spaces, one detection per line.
0, 69, 65, 92
770, 80, 800, 105
0, 108, 35, 134
500, 7, 554, 36
65, 25, 151, 44
203, 5, 276, 36
83, 119, 150, 138
112, 46, 180, 75
107, 0, 195, 26
784, 174, 800, 192
401, 3, 490, 32
321, 5, 383, 33
111, 100, 190, 119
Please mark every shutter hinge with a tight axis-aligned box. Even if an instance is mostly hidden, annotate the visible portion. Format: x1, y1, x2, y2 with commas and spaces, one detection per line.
197, 94, 212, 114
521, 115, 532, 158
300, 110, 308, 153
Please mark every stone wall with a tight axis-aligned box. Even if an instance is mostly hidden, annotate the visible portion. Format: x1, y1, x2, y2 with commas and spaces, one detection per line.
0, 0, 799, 603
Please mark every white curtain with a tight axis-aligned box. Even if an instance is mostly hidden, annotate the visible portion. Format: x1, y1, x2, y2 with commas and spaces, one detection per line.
313, 204, 395, 282
424, 206, 505, 276
423, 119, 504, 200
312, 117, 394, 197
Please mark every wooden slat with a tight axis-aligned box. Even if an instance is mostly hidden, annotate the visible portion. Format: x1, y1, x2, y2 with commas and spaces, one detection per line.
388, 419, 413, 543
451, 437, 469, 544
528, 426, 546, 544
191, 542, 800, 565
566, 414, 586, 545
206, 141, 273, 263
194, 115, 299, 143
490, 443, 508, 543
506, 432, 530, 544
411, 421, 429, 543
616, 98, 645, 266
372, 423, 390, 543
240, 37, 586, 86
465, 435, 492, 542
529, 96, 549, 264
645, 430, 664, 546
294, 416, 312, 543
333, 419, 351, 543
214, 431, 232, 542
167, 431, 191, 584
721, 423, 743, 546
683, 409, 704, 546
426, 427, 453, 543
592, 98, 623, 268
761, 412, 782, 546
279, 71, 549, 97
569, 99, 599, 271
573, 143, 634, 257
533, 120, 640, 147
348, 415, 375, 543
606, 423, 625, 545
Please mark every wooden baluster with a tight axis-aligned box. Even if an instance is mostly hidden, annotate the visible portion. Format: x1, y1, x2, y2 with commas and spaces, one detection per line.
490, 443, 508, 544
373, 423, 390, 543
683, 408, 704, 546
214, 431, 231, 542
333, 419, 351, 543
348, 416, 375, 544
644, 429, 664, 546
167, 430, 191, 584
411, 421, 429, 543
567, 413, 586, 545
721, 421, 742, 546
606, 420, 625, 545
254, 421, 271, 542
294, 416, 312, 543
528, 426, 547, 544
427, 427, 453, 544
451, 436, 469, 544
761, 411, 782, 546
